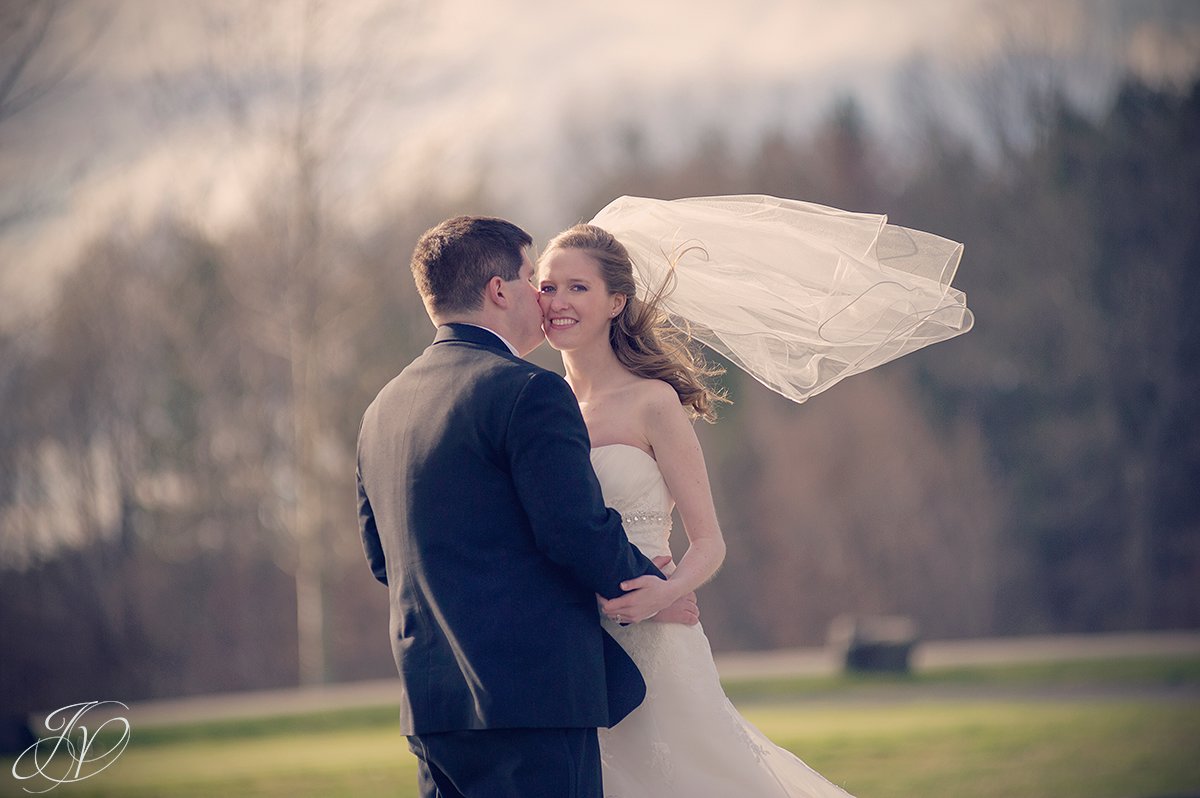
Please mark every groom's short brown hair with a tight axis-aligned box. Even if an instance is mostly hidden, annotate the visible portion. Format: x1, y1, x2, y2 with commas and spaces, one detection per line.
411, 216, 533, 315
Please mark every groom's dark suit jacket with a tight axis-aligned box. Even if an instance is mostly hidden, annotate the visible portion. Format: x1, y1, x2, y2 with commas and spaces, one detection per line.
357, 323, 662, 735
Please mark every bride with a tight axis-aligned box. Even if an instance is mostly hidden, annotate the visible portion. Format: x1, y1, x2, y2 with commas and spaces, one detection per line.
536, 195, 971, 796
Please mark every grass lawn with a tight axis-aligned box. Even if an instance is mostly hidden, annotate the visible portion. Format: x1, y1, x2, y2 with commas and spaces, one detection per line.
4, 657, 1197, 798
751, 700, 1199, 798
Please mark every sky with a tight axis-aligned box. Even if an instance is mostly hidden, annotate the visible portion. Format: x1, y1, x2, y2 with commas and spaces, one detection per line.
1, 0, 1197, 320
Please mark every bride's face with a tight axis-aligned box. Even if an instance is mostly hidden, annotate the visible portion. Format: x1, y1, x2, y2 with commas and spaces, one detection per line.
537, 248, 626, 352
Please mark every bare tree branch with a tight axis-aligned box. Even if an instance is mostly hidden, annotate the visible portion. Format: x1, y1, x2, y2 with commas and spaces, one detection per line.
0, 0, 109, 126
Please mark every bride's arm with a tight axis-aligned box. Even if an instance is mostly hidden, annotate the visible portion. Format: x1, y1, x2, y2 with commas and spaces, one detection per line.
598, 380, 725, 623
640, 381, 727, 596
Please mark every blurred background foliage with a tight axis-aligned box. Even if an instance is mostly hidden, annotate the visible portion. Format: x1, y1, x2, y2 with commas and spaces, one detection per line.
0, 0, 1197, 720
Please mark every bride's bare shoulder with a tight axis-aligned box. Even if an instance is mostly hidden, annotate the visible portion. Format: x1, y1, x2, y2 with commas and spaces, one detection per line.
626, 377, 684, 417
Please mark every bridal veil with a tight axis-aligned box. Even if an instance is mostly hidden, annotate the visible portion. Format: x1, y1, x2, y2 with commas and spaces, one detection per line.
589, 195, 973, 403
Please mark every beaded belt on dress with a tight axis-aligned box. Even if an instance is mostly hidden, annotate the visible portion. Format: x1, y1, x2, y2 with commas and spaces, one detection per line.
621, 510, 670, 526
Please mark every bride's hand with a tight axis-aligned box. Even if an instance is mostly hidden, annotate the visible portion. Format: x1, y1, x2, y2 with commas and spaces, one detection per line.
650, 591, 699, 626
641, 556, 698, 624
650, 554, 676, 576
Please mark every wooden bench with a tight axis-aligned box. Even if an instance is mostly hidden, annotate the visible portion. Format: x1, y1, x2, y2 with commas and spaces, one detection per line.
828, 615, 918, 673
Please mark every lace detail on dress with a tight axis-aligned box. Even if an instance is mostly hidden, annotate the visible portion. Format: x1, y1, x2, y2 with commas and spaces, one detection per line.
650, 741, 675, 780
723, 699, 769, 762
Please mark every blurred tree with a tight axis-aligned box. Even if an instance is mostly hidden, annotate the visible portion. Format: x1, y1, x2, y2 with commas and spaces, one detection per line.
166, 0, 428, 684
0, 222, 295, 711
0, 0, 108, 233
700, 373, 999, 648
0, 189, 466, 710
808, 96, 884, 209
1086, 80, 1200, 625
898, 76, 1200, 632
570, 76, 1198, 644
0, 0, 103, 125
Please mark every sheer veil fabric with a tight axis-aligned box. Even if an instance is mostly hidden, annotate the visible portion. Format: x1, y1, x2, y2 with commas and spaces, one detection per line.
589, 195, 973, 403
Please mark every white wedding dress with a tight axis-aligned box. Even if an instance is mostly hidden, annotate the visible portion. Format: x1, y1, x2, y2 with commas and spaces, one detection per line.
591, 444, 855, 797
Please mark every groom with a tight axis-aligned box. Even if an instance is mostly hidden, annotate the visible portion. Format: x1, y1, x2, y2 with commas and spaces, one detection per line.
357, 216, 686, 797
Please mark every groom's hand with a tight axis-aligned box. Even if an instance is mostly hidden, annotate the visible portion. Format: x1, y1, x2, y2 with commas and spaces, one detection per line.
598, 572, 679, 624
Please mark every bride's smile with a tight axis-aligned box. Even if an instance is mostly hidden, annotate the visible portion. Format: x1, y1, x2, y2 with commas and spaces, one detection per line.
538, 247, 625, 350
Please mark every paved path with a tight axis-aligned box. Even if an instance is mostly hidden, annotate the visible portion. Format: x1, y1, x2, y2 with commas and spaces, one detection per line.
714, 630, 1200, 680
100, 630, 1200, 728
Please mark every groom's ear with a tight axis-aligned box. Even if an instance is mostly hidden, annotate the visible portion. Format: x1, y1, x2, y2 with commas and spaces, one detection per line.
484, 276, 508, 308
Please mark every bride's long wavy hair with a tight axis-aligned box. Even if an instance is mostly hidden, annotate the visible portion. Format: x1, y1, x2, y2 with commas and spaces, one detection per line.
542, 224, 729, 422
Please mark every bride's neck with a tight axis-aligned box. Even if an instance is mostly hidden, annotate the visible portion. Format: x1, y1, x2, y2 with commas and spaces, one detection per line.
562, 338, 625, 400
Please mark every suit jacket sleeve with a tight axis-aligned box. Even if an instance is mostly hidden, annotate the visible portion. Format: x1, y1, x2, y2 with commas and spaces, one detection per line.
357, 457, 388, 586
507, 370, 663, 598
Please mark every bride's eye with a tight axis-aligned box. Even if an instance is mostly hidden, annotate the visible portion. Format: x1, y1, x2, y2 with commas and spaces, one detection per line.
539, 285, 554, 294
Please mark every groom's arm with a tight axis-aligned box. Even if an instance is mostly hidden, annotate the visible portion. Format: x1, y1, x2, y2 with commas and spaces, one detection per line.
356, 455, 388, 587
507, 371, 665, 599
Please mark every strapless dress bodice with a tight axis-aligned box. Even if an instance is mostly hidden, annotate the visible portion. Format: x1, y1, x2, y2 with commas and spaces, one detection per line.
589, 444, 674, 560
